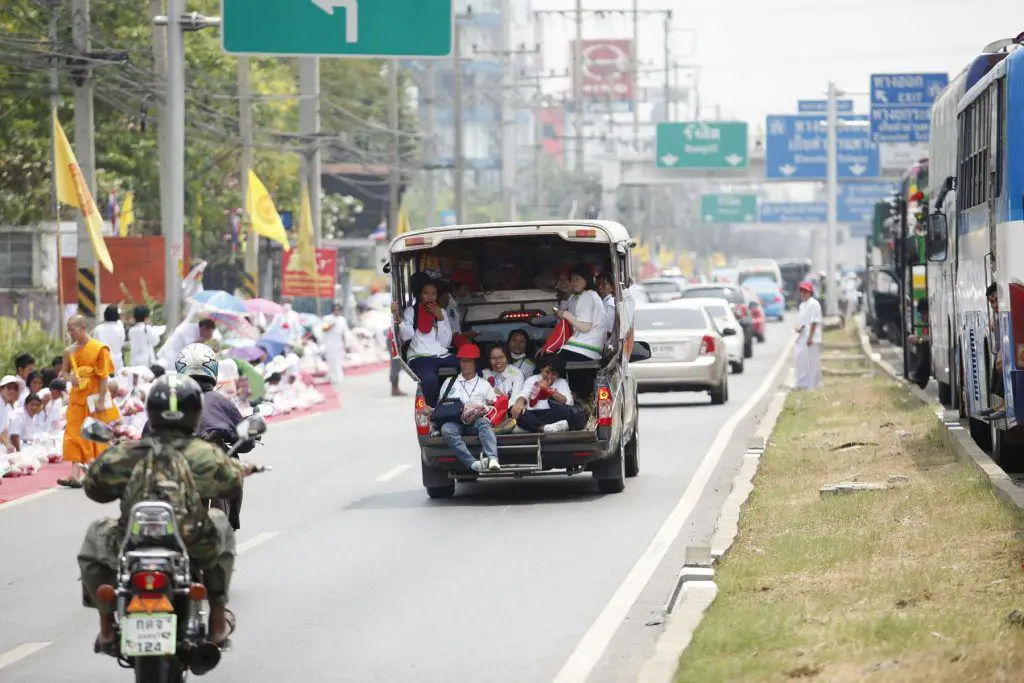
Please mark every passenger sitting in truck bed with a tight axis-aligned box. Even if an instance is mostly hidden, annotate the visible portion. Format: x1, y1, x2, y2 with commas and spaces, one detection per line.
509, 354, 586, 433
555, 265, 608, 363
483, 344, 525, 398
554, 267, 577, 314
596, 271, 616, 339
392, 277, 460, 407
507, 329, 537, 377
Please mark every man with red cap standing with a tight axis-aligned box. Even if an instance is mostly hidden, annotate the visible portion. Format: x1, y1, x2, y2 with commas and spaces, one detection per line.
437, 343, 501, 472
794, 280, 823, 389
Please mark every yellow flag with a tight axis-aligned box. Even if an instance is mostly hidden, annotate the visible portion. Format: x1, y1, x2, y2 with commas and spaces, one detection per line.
295, 181, 317, 276
53, 114, 114, 272
398, 204, 411, 235
119, 191, 134, 237
245, 169, 290, 251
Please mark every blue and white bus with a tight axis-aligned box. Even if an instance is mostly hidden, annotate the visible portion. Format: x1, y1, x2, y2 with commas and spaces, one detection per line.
927, 35, 1024, 462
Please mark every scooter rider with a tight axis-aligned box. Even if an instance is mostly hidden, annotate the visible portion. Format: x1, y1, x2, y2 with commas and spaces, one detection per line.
77, 375, 256, 652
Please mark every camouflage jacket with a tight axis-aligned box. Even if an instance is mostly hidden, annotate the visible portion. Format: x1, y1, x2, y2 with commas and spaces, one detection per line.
84, 431, 244, 564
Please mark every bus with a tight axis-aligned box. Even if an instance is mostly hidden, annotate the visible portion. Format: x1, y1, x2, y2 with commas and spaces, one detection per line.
926, 35, 1024, 464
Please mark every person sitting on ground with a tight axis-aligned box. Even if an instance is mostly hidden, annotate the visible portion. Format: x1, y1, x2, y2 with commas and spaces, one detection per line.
507, 329, 537, 377
437, 343, 501, 472
8, 393, 43, 451
24, 370, 44, 399
509, 354, 586, 433
483, 343, 525, 398
13, 353, 36, 405
392, 276, 460, 407
78, 375, 256, 652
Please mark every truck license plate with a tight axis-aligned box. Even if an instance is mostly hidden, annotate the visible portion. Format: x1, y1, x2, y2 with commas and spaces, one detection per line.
121, 613, 177, 657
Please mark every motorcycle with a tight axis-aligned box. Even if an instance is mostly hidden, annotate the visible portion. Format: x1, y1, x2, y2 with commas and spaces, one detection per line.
80, 412, 269, 682
206, 401, 276, 528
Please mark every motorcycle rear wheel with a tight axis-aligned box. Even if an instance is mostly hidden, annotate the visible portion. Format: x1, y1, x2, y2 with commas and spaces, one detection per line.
134, 656, 185, 683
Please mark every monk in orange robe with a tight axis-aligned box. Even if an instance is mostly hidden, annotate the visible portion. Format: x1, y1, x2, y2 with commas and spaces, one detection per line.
58, 314, 121, 488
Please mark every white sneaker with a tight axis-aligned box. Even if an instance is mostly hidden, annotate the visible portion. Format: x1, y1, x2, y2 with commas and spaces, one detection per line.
543, 420, 570, 433
487, 456, 501, 471
470, 461, 484, 473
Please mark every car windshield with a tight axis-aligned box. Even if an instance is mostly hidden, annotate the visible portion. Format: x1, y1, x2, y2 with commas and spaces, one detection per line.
635, 307, 707, 331
678, 287, 742, 303
641, 281, 680, 293
743, 278, 778, 293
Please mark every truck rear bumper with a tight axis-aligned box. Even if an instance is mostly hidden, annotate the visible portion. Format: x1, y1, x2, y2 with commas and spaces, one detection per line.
420, 427, 613, 474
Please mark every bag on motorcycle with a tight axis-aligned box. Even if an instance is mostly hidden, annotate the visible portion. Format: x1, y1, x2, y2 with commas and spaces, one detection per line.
120, 437, 210, 548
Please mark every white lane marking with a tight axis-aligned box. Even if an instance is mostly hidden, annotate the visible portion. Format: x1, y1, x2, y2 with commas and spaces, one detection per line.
375, 464, 412, 482
237, 531, 281, 555
0, 642, 51, 671
0, 488, 60, 512
552, 335, 798, 683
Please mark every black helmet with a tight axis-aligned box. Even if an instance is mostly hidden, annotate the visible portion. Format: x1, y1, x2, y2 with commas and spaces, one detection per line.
146, 375, 203, 434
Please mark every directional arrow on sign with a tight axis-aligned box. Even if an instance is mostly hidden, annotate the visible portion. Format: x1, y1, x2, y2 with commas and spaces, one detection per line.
849, 163, 867, 176
660, 153, 679, 167
683, 124, 696, 140
778, 165, 797, 176
724, 154, 744, 167
311, 0, 359, 43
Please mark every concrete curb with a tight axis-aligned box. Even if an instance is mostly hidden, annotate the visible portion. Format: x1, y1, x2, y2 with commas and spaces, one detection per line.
857, 319, 1024, 511
635, 385, 791, 683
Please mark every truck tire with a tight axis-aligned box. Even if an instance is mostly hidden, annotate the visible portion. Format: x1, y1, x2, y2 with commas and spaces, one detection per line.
422, 462, 455, 499
624, 421, 639, 478
731, 359, 745, 374
595, 451, 626, 494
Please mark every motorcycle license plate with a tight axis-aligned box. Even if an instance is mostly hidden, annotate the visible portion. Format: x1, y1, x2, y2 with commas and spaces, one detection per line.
121, 614, 177, 657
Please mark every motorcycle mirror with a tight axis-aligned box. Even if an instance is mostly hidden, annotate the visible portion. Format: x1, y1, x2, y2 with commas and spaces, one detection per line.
80, 417, 114, 444
236, 414, 268, 441
255, 402, 276, 417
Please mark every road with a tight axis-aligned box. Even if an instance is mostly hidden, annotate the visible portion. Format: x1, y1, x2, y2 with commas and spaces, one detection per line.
0, 322, 794, 683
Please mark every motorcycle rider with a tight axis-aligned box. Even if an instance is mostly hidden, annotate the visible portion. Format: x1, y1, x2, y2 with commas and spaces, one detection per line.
78, 375, 255, 653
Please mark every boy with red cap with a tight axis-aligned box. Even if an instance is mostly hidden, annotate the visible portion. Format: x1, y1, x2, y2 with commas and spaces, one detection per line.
437, 343, 501, 472
794, 280, 823, 389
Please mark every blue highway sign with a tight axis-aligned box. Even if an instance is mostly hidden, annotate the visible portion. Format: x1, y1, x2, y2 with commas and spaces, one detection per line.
869, 73, 948, 143
798, 99, 854, 114
759, 202, 828, 224
849, 224, 873, 238
838, 182, 897, 223
765, 114, 879, 180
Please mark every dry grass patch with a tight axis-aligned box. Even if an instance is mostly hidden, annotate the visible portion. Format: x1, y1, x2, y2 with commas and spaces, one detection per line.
675, 330, 1024, 682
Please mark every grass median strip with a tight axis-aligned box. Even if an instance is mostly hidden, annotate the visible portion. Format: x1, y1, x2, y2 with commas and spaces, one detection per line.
676, 328, 1024, 682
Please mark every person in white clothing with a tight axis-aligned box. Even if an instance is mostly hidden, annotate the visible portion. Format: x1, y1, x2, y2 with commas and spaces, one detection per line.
392, 277, 459, 406
8, 393, 43, 450
12, 353, 36, 406
595, 271, 617, 341
483, 344, 525, 398
128, 305, 163, 368
271, 298, 304, 344
554, 268, 577, 315
507, 329, 537, 377
157, 318, 215, 369
92, 305, 126, 371
322, 303, 348, 385
557, 265, 608, 362
0, 375, 22, 452
509, 354, 585, 432
794, 281, 823, 390
437, 344, 500, 472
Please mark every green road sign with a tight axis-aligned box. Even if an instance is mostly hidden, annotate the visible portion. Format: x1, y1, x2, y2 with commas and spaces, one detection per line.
656, 121, 749, 169
221, 0, 453, 58
700, 194, 758, 224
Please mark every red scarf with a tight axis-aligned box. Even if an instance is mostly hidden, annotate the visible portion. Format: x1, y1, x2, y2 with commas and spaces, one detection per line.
529, 382, 553, 407
415, 302, 434, 334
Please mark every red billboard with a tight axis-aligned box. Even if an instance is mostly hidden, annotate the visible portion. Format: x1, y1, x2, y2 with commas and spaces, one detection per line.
281, 247, 337, 298
537, 107, 565, 164
573, 39, 634, 102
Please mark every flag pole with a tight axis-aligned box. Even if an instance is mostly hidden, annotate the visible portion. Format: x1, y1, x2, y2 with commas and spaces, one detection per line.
50, 103, 66, 339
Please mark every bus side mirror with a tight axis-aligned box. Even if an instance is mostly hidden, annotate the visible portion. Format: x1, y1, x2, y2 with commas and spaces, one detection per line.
926, 213, 948, 262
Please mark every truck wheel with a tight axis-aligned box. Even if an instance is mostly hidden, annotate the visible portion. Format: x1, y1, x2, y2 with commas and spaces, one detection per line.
422, 462, 455, 499
710, 377, 728, 405
624, 421, 639, 478
743, 338, 753, 359
595, 452, 626, 494
731, 359, 745, 374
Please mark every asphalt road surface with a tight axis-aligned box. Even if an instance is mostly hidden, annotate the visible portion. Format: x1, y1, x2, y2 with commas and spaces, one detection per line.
0, 320, 795, 683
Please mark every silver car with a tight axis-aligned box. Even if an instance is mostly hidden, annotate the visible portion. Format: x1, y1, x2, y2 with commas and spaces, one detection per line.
632, 302, 732, 404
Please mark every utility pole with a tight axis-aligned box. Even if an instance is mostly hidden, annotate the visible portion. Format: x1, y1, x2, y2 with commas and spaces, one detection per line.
149, 0, 171, 303
423, 62, 437, 227
573, 0, 584, 205
72, 0, 99, 322
239, 56, 258, 299
631, 0, 640, 145
453, 17, 465, 223
163, 0, 185, 329
387, 60, 400, 238
498, 0, 516, 222
663, 12, 672, 122
299, 57, 322, 245
47, 1, 62, 334
825, 80, 839, 317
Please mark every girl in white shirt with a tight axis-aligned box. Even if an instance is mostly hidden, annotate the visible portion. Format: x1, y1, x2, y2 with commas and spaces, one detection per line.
509, 354, 585, 433
437, 344, 500, 472
507, 329, 537, 377
558, 265, 608, 362
392, 278, 460, 406
482, 344, 525, 398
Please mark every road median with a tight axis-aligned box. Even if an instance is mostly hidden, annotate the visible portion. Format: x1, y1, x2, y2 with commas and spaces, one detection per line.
674, 327, 1024, 682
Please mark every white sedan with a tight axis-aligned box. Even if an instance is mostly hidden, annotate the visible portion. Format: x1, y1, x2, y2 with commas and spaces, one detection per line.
676, 297, 746, 374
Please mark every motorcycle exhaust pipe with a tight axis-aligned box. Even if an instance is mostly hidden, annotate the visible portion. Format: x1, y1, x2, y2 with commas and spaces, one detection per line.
189, 641, 222, 676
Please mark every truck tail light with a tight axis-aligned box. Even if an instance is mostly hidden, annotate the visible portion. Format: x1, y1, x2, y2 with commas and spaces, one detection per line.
699, 335, 716, 355
597, 384, 613, 427
734, 304, 747, 318
414, 388, 431, 436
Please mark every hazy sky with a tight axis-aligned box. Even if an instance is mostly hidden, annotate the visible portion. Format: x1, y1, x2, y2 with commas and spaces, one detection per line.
537, 0, 1020, 125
